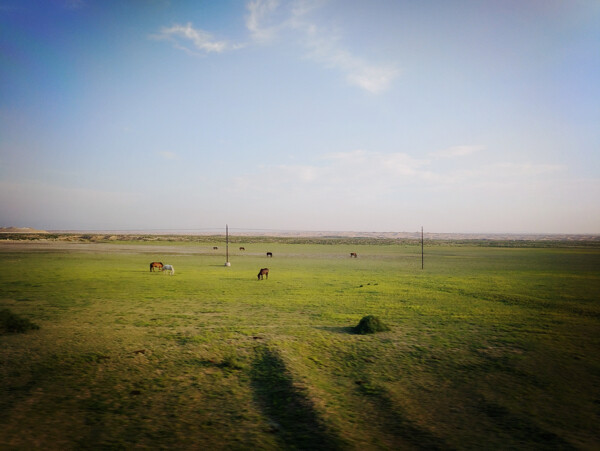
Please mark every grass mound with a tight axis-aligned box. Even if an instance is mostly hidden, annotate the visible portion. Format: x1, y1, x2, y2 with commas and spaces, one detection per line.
353, 315, 390, 334
0, 309, 40, 334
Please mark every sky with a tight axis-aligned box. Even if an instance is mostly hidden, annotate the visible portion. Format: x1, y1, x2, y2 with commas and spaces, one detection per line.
1, 0, 599, 234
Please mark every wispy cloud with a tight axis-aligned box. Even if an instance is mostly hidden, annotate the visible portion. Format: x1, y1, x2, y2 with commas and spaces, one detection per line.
433, 161, 565, 188
322, 150, 430, 179
153, 1, 398, 92
249, 0, 399, 93
491, 162, 564, 177
433, 145, 485, 158
233, 150, 436, 201
152, 23, 243, 55
158, 151, 177, 160
246, 0, 282, 42
297, 20, 399, 94
233, 146, 569, 204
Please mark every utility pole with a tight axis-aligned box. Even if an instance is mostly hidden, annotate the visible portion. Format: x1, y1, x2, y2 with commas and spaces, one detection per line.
421, 226, 424, 270
225, 224, 231, 266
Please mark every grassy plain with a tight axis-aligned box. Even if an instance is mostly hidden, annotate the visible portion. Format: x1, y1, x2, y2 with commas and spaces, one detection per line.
0, 238, 599, 450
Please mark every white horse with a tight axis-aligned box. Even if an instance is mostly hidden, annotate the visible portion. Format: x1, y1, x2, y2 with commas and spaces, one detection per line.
163, 264, 175, 275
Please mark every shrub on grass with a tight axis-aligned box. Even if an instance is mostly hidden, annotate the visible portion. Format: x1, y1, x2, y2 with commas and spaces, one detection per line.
218, 354, 246, 371
0, 309, 40, 334
353, 315, 389, 334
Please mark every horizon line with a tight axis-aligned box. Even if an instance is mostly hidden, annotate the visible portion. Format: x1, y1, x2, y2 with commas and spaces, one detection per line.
2, 227, 598, 240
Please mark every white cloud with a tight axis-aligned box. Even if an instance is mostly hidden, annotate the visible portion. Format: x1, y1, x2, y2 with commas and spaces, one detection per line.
152, 23, 243, 55
153, 1, 399, 93
345, 66, 399, 94
299, 25, 399, 94
232, 147, 572, 204
158, 151, 177, 160
246, 0, 282, 42
244, 0, 399, 93
232, 150, 435, 203
323, 150, 428, 176
433, 145, 485, 158
492, 162, 564, 177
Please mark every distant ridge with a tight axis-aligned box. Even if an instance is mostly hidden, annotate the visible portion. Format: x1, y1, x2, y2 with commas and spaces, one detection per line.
45, 229, 599, 241
0, 227, 47, 233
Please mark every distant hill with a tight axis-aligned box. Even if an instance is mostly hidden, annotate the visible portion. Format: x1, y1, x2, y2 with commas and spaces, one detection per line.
45, 229, 599, 241
0, 227, 48, 233
220, 230, 600, 241
1, 227, 598, 242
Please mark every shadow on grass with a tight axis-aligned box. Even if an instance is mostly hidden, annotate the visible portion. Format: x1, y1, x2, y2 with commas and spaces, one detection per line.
251, 345, 344, 450
477, 398, 575, 449
316, 326, 355, 334
357, 382, 450, 450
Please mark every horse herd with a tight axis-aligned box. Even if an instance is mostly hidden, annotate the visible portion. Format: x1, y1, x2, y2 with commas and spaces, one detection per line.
148, 251, 357, 279
149, 262, 174, 275
150, 261, 267, 280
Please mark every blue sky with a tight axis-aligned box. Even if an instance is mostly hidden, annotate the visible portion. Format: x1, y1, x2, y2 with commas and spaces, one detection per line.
1, 0, 599, 233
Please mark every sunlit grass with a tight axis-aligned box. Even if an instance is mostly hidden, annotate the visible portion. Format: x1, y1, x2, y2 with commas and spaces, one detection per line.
1, 240, 599, 449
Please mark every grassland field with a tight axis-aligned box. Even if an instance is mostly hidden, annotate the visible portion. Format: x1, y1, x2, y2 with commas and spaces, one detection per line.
0, 237, 599, 450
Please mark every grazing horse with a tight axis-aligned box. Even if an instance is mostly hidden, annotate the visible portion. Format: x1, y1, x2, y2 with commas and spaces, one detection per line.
266, 252, 273, 257
163, 264, 175, 275
257, 268, 269, 280
213, 247, 218, 250
239, 247, 245, 251
150, 262, 164, 272
350, 252, 358, 258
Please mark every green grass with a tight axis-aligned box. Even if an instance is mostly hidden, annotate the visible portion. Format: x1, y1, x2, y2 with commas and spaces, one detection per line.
0, 240, 599, 449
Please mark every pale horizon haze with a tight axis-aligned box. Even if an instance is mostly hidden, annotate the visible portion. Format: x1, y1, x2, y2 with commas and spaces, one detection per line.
1, 0, 599, 234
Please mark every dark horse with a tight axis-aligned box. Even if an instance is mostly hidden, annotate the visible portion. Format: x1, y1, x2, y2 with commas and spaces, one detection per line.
266, 252, 273, 257
350, 252, 358, 258
257, 268, 269, 280
239, 247, 245, 251
150, 262, 164, 272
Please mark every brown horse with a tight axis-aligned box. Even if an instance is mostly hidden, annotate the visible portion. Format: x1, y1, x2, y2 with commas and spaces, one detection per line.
257, 268, 269, 280
350, 252, 358, 258
150, 262, 164, 272
266, 252, 273, 257
213, 247, 218, 250
239, 247, 245, 251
